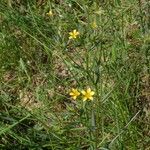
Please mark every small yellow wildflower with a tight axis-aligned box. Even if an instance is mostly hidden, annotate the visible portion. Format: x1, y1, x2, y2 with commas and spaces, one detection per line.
81, 88, 95, 101
91, 21, 98, 29
46, 10, 53, 17
69, 29, 79, 39
69, 88, 80, 100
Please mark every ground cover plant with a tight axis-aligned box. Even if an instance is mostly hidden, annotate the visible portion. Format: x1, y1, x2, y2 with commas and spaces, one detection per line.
0, 0, 150, 149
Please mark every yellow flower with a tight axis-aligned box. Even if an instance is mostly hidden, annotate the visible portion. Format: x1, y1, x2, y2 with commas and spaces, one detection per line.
46, 10, 53, 17
91, 21, 98, 29
69, 88, 80, 100
69, 29, 79, 39
81, 88, 95, 101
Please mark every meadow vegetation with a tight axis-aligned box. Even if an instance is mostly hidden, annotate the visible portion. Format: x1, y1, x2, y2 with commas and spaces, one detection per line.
0, 0, 150, 149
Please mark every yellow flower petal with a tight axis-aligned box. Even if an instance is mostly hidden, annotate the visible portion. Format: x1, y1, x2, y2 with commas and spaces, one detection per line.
90, 91, 95, 95
69, 92, 74, 96
73, 96, 77, 100
83, 97, 87, 101
69, 32, 73, 35
81, 90, 86, 95
89, 97, 94, 100
87, 88, 91, 93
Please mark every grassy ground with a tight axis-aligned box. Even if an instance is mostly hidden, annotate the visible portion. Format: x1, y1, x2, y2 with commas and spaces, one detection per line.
0, 0, 150, 149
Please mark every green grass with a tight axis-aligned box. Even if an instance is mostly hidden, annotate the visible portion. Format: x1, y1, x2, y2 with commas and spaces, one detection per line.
0, 0, 150, 149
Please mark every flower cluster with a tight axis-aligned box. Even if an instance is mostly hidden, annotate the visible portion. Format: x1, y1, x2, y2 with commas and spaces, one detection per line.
69, 88, 95, 101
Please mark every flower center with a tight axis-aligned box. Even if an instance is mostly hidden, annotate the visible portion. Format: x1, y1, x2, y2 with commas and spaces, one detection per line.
85, 92, 91, 98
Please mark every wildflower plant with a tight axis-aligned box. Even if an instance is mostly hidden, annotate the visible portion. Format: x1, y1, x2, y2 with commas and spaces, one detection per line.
1, 1, 147, 149
69, 87, 96, 148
